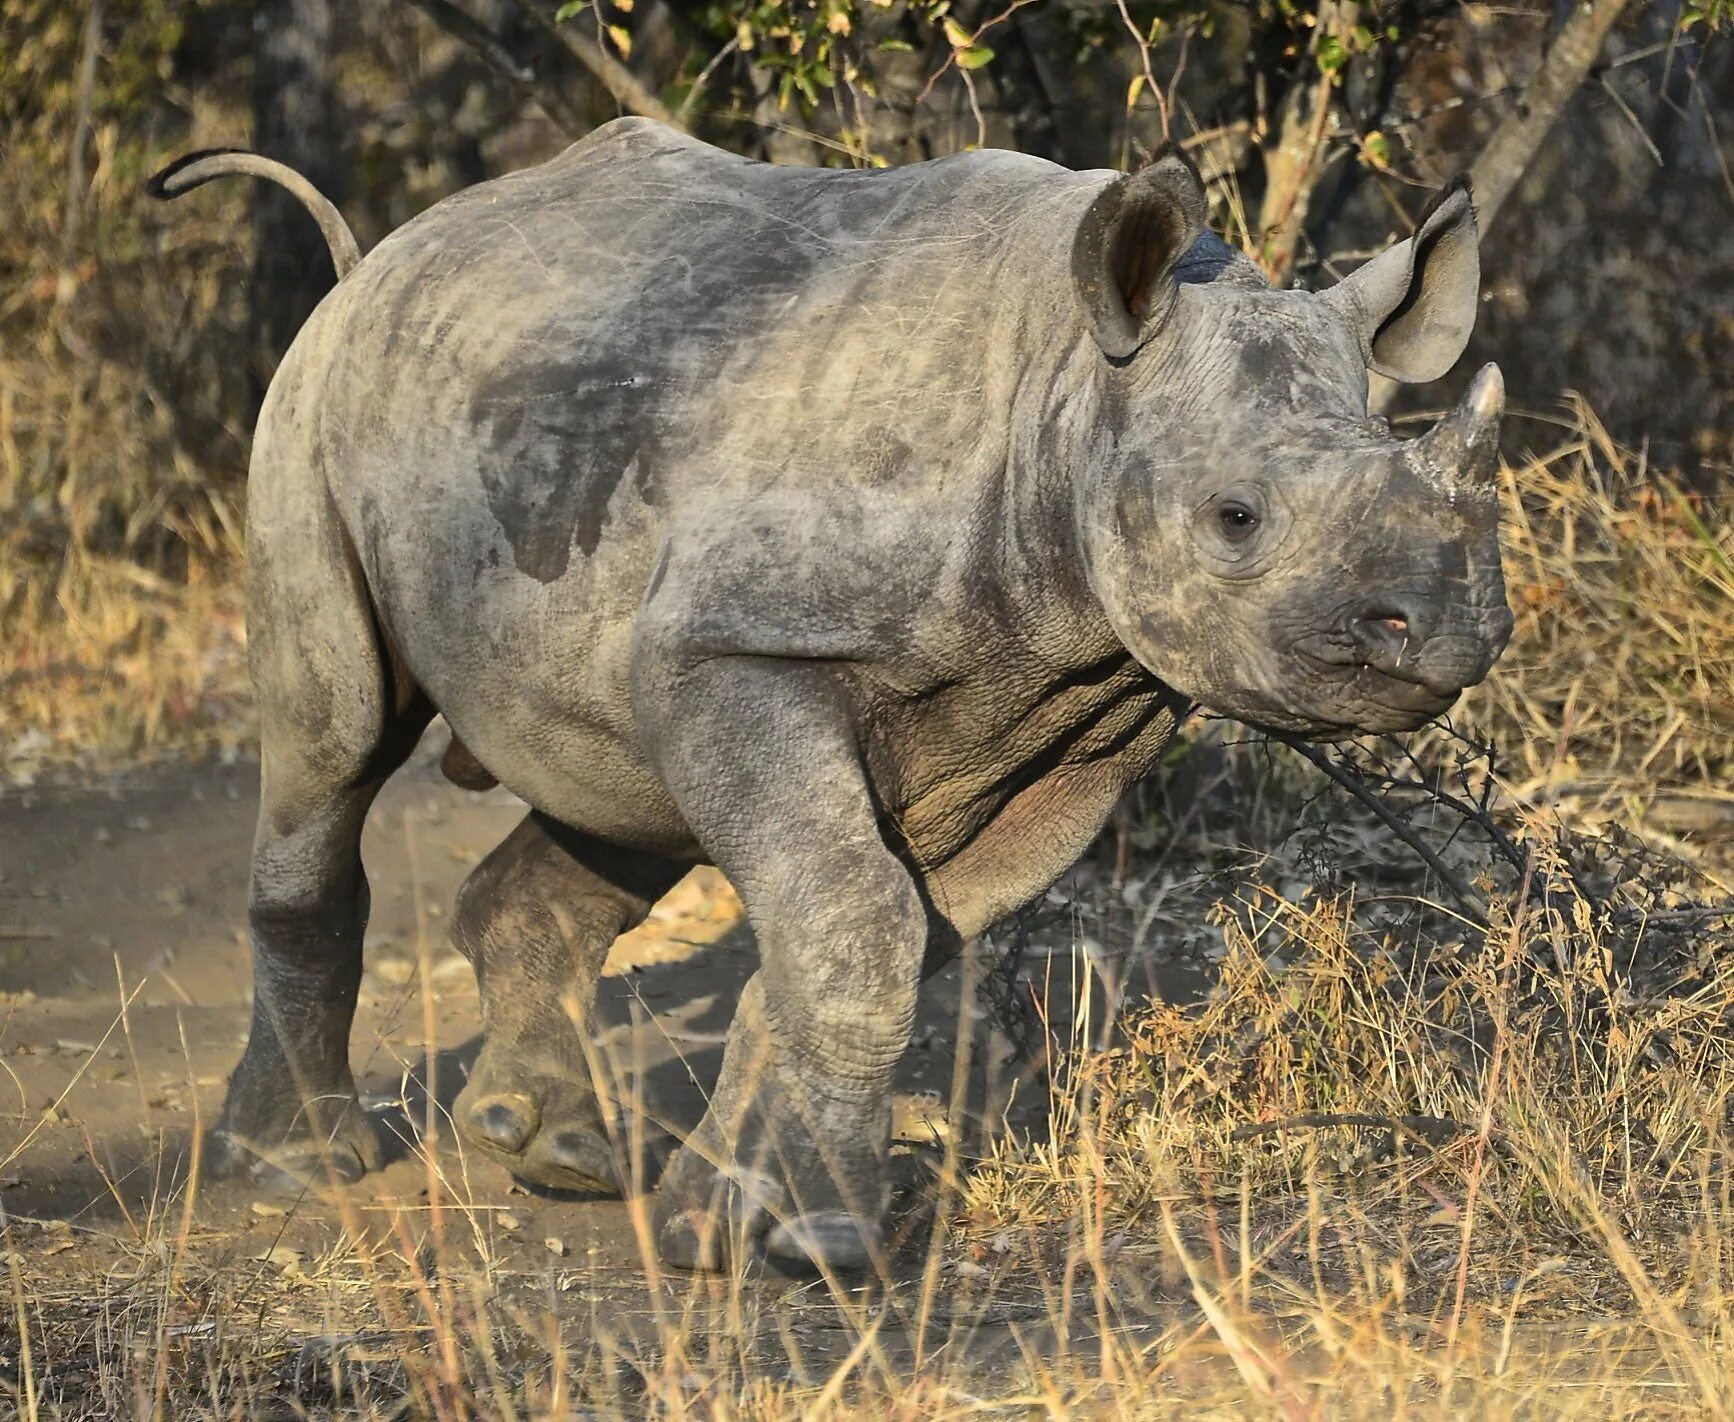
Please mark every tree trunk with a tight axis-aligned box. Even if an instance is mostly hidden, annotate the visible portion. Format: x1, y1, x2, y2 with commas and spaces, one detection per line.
250, 0, 342, 386
1256, 0, 1359, 288
1469, 0, 1631, 236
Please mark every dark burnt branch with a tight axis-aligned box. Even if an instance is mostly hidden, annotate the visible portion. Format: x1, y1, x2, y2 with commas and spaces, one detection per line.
1230, 1112, 1471, 1146
405, 0, 687, 135
404, 0, 533, 84
508, 0, 686, 131
1272, 730, 1492, 928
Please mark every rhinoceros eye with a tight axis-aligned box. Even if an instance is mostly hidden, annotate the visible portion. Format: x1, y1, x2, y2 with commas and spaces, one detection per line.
1217, 501, 1260, 543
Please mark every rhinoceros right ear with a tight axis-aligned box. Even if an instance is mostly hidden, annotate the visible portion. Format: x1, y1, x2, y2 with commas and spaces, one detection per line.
1071, 148, 1208, 360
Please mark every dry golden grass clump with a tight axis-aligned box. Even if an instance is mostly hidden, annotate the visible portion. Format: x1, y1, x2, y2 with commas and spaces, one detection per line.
1466, 400, 1734, 837
1, 14, 257, 781
953, 815, 1734, 1415
7, 827, 1734, 1418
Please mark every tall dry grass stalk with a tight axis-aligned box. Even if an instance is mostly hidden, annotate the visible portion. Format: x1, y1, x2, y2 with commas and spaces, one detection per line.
2, 16, 256, 778
1464, 398, 1734, 841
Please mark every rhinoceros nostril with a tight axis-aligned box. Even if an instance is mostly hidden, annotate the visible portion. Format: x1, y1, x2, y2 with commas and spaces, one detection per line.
1351, 606, 1426, 663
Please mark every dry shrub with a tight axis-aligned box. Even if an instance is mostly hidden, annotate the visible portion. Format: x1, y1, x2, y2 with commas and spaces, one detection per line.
0, 3, 257, 776
957, 809, 1734, 1412
1464, 398, 1734, 835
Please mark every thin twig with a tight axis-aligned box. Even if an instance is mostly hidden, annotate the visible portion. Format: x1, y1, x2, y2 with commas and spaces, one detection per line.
402, 0, 532, 83
519, 2, 684, 131
1230, 1112, 1472, 1145
61, 0, 103, 264
1272, 731, 1490, 928
677, 36, 738, 124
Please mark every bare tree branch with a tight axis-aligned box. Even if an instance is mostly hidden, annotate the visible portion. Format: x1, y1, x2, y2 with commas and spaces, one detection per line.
405, 0, 532, 83
1257, 0, 1359, 287
401, 0, 589, 136
511, 1, 686, 132
61, 0, 103, 262
1469, 0, 1633, 235
1271, 729, 1491, 928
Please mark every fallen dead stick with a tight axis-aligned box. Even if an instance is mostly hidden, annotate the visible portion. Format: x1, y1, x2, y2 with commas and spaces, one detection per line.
1230, 1112, 1472, 1145
0, 926, 59, 941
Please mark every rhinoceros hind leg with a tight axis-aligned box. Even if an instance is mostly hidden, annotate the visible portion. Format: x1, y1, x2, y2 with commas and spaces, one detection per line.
209, 468, 430, 1193
450, 811, 684, 1194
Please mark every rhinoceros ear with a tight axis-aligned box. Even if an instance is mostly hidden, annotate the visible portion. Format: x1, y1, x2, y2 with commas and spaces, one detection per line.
1072, 147, 1208, 359
1327, 177, 1480, 384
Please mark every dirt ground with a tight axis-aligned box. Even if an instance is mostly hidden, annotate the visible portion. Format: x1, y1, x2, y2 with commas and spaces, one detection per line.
0, 725, 1207, 1408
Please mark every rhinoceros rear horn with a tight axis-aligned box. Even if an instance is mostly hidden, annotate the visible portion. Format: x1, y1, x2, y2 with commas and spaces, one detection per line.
1071, 147, 1207, 360
1327, 176, 1480, 384
1419, 362, 1504, 490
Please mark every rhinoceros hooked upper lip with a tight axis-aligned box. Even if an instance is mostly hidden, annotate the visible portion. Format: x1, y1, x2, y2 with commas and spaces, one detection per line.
148, 118, 1514, 1273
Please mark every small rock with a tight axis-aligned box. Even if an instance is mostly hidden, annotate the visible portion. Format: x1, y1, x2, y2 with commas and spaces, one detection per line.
429, 955, 473, 988
372, 957, 416, 987
544, 1236, 567, 1257
497, 1213, 522, 1233
257, 1245, 305, 1279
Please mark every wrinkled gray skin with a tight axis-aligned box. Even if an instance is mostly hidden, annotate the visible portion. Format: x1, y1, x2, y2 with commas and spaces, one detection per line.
151, 118, 1512, 1273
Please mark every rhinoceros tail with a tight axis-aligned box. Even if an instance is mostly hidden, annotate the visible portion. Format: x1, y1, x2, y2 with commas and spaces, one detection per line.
147, 148, 362, 280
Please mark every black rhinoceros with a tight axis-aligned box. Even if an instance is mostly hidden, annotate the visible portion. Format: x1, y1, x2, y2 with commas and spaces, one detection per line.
150, 117, 1510, 1272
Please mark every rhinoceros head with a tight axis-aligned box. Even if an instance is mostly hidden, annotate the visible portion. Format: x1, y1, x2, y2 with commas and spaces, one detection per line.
1068, 151, 1513, 737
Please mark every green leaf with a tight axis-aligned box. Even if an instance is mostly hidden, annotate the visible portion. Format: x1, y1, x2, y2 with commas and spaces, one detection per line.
554, 1, 588, 20
957, 45, 994, 69
1316, 34, 1347, 75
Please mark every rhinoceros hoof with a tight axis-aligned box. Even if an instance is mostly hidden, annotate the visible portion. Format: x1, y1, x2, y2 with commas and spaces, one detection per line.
205, 1116, 380, 1197
455, 1082, 621, 1197
656, 1201, 882, 1274
654, 1155, 781, 1271
652, 1151, 879, 1274
762, 1212, 884, 1273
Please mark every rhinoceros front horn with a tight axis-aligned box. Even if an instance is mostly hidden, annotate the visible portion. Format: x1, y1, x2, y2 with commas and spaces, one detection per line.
1418, 362, 1504, 491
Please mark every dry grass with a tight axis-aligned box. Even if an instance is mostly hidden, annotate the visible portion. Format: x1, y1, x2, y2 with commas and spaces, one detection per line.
1463, 399, 1734, 839
5, 10, 1727, 1415
5, 805, 1734, 1418
1, 36, 257, 782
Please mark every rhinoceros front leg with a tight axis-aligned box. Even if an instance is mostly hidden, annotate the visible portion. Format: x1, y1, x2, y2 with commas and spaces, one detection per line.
641, 660, 933, 1273
450, 810, 685, 1193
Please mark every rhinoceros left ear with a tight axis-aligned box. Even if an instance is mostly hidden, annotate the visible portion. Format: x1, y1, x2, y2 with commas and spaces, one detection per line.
1326, 177, 1480, 384
1072, 147, 1208, 359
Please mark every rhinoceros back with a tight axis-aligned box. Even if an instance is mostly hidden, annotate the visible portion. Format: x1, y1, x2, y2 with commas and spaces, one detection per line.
267, 120, 1102, 846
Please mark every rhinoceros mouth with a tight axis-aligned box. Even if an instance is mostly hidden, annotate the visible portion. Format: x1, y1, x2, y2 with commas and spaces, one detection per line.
1292, 639, 1465, 699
